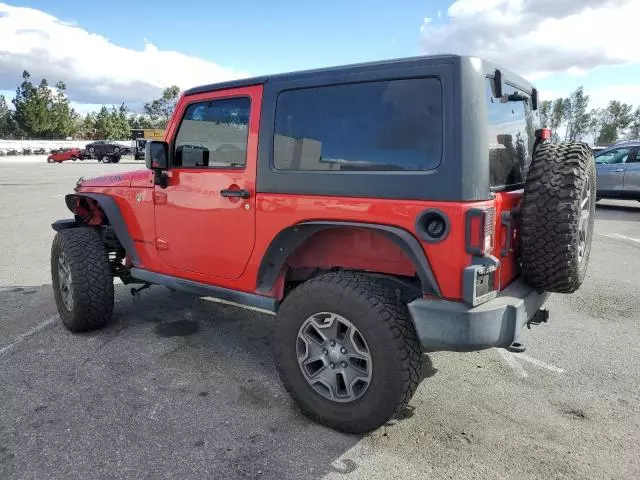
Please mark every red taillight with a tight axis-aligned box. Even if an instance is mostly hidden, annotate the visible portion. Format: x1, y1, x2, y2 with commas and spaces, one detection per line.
466, 208, 495, 256
535, 128, 551, 140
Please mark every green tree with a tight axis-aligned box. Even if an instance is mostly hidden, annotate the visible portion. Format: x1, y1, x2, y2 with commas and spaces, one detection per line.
12, 71, 79, 138
563, 87, 590, 141
129, 113, 155, 129
550, 98, 565, 142
93, 104, 131, 139
0, 95, 17, 138
597, 101, 633, 144
626, 107, 640, 140
588, 109, 604, 144
539, 100, 552, 128
13, 71, 48, 137
143, 85, 180, 128
48, 81, 78, 138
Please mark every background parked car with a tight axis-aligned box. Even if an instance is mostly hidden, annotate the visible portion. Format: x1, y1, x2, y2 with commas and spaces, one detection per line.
47, 148, 84, 163
595, 140, 640, 201
84, 140, 127, 158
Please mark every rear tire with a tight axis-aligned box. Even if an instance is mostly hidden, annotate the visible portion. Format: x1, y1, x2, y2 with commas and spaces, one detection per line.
101, 156, 110, 163
51, 228, 114, 332
272, 271, 423, 434
520, 142, 596, 293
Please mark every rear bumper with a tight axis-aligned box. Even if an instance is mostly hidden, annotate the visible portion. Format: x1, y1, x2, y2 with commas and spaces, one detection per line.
407, 280, 549, 352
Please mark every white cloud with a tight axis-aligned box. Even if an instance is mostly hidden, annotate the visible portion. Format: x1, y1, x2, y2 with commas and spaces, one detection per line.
539, 84, 640, 110
0, 3, 249, 106
584, 85, 640, 110
419, 0, 640, 80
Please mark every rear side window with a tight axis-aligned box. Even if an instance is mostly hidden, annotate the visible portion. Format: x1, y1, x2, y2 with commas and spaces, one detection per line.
174, 97, 250, 168
273, 78, 442, 171
486, 79, 537, 189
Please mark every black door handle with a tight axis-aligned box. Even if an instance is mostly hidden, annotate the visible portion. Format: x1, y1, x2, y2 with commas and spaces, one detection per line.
220, 188, 250, 199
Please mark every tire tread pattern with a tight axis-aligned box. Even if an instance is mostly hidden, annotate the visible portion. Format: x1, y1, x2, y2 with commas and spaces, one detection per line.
520, 142, 596, 293
273, 271, 422, 433
51, 227, 114, 332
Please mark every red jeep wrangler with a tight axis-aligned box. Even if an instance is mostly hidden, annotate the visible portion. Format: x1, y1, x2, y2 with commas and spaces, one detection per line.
50, 55, 596, 433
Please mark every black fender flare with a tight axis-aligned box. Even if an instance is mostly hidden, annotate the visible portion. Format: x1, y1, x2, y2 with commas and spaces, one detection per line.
256, 221, 441, 297
63, 193, 140, 265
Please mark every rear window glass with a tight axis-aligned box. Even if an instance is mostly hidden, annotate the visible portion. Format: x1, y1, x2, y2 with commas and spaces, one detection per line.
486, 79, 537, 189
273, 78, 442, 171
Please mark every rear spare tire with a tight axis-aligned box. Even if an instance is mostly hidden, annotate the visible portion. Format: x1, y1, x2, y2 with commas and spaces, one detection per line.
520, 142, 596, 293
51, 227, 114, 332
272, 271, 423, 434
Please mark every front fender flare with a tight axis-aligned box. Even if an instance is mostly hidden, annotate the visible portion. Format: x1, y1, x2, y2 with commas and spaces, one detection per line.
64, 193, 140, 265
256, 221, 441, 297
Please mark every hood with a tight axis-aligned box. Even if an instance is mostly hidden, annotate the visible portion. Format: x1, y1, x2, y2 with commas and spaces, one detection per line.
75, 169, 152, 189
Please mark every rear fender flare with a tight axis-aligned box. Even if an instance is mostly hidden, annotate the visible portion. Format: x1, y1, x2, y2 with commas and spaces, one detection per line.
256, 221, 441, 297
64, 193, 140, 265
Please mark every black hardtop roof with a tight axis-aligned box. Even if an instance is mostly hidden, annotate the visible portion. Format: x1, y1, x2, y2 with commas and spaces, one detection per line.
184, 54, 535, 97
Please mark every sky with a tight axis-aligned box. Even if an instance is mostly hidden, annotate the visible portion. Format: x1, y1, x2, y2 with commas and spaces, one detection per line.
1, 0, 639, 114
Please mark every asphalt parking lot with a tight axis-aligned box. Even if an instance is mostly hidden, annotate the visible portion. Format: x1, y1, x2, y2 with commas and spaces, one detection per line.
1, 159, 639, 480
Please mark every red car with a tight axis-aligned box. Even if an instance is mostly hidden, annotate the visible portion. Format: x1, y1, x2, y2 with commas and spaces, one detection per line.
47, 148, 84, 163
50, 55, 596, 434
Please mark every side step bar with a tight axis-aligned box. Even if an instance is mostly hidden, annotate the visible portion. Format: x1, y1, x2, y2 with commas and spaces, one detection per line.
130, 268, 279, 314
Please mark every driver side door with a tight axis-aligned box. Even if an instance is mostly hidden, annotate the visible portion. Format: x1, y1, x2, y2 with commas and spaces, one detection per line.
153, 85, 262, 280
596, 147, 632, 197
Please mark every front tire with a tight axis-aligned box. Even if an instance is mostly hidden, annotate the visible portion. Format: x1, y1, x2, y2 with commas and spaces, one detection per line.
273, 271, 422, 434
101, 156, 110, 163
51, 228, 114, 332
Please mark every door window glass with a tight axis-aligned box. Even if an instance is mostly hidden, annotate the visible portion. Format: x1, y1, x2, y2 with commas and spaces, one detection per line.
595, 147, 632, 165
174, 97, 250, 168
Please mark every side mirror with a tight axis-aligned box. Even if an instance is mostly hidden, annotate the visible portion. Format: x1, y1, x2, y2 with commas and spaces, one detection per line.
493, 69, 503, 99
531, 88, 539, 111
145, 141, 169, 170
145, 141, 169, 188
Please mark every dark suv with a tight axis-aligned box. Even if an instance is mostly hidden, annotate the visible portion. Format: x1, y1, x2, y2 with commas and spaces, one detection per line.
84, 140, 127, 163
50, 55, 596, 433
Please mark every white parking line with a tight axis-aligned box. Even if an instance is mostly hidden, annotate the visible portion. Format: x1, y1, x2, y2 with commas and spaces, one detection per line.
600, 233, 640, 244
513, 353, 565, 373
0, 315, 58, 356
497, 348, 528, 378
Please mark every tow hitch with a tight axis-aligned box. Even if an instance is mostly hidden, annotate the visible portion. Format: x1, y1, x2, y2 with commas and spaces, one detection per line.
507, 309, 550, 353
527, 308, 550, 329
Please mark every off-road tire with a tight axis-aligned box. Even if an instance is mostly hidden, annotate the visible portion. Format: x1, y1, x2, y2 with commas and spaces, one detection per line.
273, 271, 423, 434
111, 156, 121, 164
520, 142, 596, 293
51, 227, 114, 332
101, 156, 110, 163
